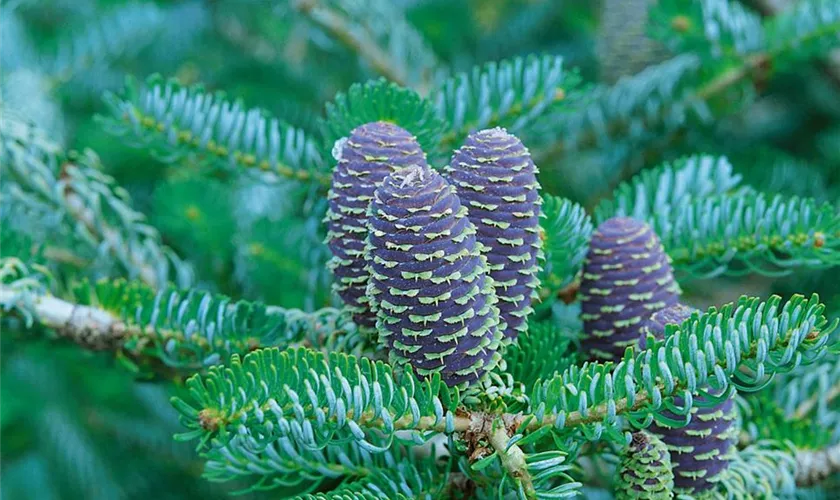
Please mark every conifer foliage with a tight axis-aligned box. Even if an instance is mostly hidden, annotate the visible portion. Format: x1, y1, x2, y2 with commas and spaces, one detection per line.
643, 304, 738, 495
2, 0, 840, 499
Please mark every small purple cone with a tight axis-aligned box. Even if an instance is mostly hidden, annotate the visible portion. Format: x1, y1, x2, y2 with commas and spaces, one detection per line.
365, 165, 503, 387
644, 304, 737, 495
445, 128, 542, 342
325, 122, 425, 328
579, 217, 680, 361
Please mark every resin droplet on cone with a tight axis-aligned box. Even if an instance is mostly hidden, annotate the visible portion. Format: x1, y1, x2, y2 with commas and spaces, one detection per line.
325, 121, 425, 328
640, 303, 695, 339
616, 431, 675, 500
579, 216, 680, 361
365, 165, 503, 387
644, 304, 737, 495
445, 127, 542, 342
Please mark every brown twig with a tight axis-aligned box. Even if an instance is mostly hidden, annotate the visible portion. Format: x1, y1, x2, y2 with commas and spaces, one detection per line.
60, 161, 163, 288
796, 442, 840, 486
294, 0, 413, 89
747, 0, 840, 89
536, 53, 769, 169
488, 419, 536, 499
42, 246, 88, 268
794, 379, 840, 418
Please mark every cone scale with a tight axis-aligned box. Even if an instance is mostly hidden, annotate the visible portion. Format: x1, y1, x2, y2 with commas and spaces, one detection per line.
325, 121, 425, 328
365, 165, 503, 387
445, 127, 542, 341
579, 216, 680, 361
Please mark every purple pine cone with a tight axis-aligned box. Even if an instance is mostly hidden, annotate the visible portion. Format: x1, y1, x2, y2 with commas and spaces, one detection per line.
325, 122, 425, 328
650, 395, 738, 495
645, 304, 737, 495
445, 128, 542, 341
365, 165, 503, 387
579, 217, 680, 361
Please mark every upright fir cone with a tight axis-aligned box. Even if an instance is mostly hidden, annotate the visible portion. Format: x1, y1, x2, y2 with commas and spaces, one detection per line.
579, 216, 680, 361
325, 121, 425, 328
365, 164, 503, 387
643, 304, 738, 496
616, 431, 675, 500
445, 127, 542, 342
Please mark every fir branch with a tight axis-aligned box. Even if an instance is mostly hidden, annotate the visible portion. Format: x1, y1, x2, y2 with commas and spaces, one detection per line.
774, 355, 840, 442
764, 0, 840, 66
739, 397, 830, 450
534, 54, 707, 159
180, 294, 836, 438
749, 0, 840, 85
527, 294, 835, 438
203, 435, 375, 491
539, 195, 593, 299
0, 274, 353, 372
722, 441, 798, 497
594, 154, 837, 278
556, 0, 840, 164
487, 423, 536, 499
0, 116, 192, 288
648, 0, 765, 58
533, 52, 769, 186
320, 78, 446, 159
541, 0, 840, 175
172, 347, 465, 488
173, 347, 461, 448
666, 194, 839, 276
793, 377, 840, 419
0, 257, 52, 327
99, 76, 328, 186
432, 55, 577, 150
203, 435, 444, 495
173, 294, 836, 490
603, 183, 840, 278
1, 286, 123, 351
44, 2, 164, 85
796, 442, 840, 487
594, 154, 746, 223
476, 422, 582, 499
293, 0, 437, 91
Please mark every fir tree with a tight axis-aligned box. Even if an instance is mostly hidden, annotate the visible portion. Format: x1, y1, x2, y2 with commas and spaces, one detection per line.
2, 0, 840, 499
